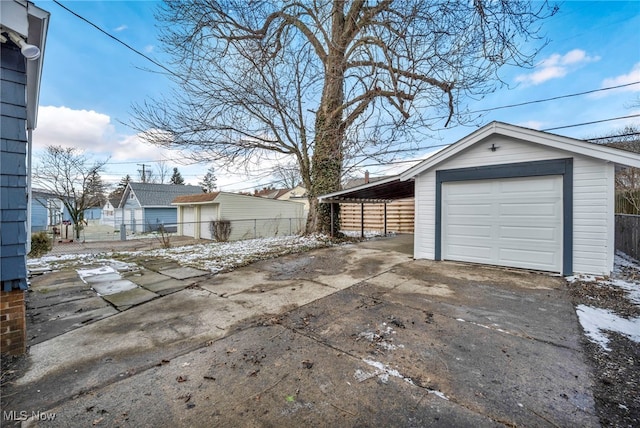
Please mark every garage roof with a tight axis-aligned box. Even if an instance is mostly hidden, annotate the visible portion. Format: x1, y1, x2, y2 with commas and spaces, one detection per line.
318, 175, 414, 203
401, 121, 640, 180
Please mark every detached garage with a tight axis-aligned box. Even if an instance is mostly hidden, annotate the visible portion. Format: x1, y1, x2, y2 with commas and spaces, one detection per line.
321, 122, 640, 276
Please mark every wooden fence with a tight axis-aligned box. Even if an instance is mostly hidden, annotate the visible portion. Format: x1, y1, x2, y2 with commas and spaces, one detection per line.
340, 198, 414, 233
615, 214, 640, 260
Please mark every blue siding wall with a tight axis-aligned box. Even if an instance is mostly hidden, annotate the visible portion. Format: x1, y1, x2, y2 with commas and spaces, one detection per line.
144, 207, 178, 232
84, 207, 102, 220
31, 196, 49, 232
1, 43, 28, 291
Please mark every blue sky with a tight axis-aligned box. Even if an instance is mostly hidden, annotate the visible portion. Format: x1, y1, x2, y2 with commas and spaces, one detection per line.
32, 1, 640, 189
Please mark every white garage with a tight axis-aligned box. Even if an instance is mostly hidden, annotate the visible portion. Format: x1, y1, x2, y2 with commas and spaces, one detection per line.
320, 122, 640, 276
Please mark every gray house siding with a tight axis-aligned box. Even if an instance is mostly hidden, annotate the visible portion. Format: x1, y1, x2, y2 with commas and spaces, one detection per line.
1, 42, 28, 291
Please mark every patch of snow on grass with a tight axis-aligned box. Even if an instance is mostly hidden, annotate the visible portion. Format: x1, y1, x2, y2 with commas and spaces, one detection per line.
122, 234, 332, 273
576, 304, 640, 352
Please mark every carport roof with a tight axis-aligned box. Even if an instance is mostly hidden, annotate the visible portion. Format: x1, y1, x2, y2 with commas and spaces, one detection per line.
318, 175, 414, 203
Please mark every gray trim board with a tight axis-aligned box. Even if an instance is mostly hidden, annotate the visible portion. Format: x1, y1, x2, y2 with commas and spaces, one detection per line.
435, 158, 573, 275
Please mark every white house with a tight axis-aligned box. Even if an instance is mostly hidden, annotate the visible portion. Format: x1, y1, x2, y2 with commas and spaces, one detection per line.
320, 122, 640, 276
173, 192, 306, 241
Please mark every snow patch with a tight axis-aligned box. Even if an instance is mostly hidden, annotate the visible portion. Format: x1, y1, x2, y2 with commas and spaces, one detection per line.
575, 305, 640, 352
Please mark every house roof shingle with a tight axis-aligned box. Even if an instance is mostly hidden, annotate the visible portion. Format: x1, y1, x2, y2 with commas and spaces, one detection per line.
172, 192, 220, 204
128, 182, 204, 207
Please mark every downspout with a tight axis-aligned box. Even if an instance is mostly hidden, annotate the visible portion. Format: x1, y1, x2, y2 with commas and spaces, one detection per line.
26, 128, 33, 253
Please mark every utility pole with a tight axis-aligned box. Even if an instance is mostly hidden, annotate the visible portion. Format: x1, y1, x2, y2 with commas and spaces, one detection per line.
137, 163, 151, 183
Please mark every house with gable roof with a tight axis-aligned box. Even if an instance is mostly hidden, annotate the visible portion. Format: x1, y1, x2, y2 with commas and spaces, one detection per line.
120, 182, 203, 233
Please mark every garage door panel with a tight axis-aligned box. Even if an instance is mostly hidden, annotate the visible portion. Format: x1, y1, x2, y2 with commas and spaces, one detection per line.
499, 226, 557, 241
498, 248, 559, 269
448, 244, 493, 261
500, 202, 558, 217
442, 176, 563, 273
447, 203, 492, 216
447, 225, 492, 238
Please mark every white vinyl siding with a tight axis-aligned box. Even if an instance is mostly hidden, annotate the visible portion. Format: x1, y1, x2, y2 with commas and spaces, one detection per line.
413, 134, 615, 275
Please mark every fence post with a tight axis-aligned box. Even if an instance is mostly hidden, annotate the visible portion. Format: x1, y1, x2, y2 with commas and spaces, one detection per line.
254, 219, 257, 239
120, 223, 126, 241
289, 218, 292, 235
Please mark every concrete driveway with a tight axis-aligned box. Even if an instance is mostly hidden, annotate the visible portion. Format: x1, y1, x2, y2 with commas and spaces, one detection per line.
4, 235, 598, 427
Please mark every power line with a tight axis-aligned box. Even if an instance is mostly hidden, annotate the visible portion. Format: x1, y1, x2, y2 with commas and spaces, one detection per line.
51, 0, 178, 79
541, 114, 640, 131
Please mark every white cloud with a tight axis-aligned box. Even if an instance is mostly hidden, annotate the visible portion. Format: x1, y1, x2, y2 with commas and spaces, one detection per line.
144, 45, 155, 53
515, 49, 600, 86
34, 106, 116, 152
114, 24, 128, 32
516, 120, 545, 130
602, 63, 640, 91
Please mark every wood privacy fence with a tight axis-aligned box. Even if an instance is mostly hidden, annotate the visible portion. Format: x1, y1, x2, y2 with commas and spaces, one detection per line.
340, 198, 415, 233
615, 214, 640, 260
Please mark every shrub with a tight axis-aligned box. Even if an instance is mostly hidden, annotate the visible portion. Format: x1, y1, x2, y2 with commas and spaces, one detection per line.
29, 231, 52, 257
210, 220, 232, 242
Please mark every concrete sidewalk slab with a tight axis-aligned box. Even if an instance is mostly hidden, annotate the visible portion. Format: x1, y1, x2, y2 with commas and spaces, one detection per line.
90, 279, 138, 296
139, 278, 191, 296
101, 287, 159, 310
160, 267, 209, 280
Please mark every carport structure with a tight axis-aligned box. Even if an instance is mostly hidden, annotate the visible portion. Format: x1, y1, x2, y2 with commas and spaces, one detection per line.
319, 175, 414, 237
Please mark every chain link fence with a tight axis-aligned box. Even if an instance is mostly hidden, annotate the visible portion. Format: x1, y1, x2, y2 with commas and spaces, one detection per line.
36, 217, 307, 255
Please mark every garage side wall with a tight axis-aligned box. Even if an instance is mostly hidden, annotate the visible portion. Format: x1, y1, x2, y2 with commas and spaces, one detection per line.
414, 135, 615, 275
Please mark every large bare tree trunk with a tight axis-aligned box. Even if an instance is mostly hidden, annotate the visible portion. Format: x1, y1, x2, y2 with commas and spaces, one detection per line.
308, 1, 346, 234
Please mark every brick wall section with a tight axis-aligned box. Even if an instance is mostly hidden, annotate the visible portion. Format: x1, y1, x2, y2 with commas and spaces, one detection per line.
0, 290, 26, 355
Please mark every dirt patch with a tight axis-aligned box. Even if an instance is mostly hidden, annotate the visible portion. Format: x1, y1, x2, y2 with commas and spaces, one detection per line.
567, 267, 640, 427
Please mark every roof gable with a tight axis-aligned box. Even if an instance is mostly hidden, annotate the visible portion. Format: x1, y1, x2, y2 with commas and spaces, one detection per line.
400, 122, 640, 180
126, 182, 204, 207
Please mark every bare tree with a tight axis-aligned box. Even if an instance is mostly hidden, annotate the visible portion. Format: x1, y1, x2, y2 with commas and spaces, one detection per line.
591, 125, 640, 213
131, 0, 556, 233
156, 160, 171, 184
271, 161, 302, 189
33, 146, 109, 239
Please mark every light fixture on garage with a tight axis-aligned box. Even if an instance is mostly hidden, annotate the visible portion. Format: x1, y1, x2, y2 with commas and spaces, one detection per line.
489, 143, 500, 152
1, 29, 41, 60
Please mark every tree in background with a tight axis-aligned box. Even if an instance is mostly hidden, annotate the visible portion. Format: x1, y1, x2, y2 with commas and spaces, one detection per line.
33, 146, 108, 239
108, 174, 131, 205
131, 0, 556, 233
593, 125, 640, 214
170, 167, 185, 185
156, 160, 171, 184
200, 166, 217, 193
271, 161, 302, 189
85, 170, 107, 208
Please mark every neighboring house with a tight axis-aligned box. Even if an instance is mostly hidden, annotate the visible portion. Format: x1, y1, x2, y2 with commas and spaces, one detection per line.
30, 189, 67, 232
320, 122, 640, 276
101, 196, 123, 229
84, 206, 102, 221
1, 0, 50, 355
255, 185, 310, 212
121, 182, 203, 233
173, 192, 306, 241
